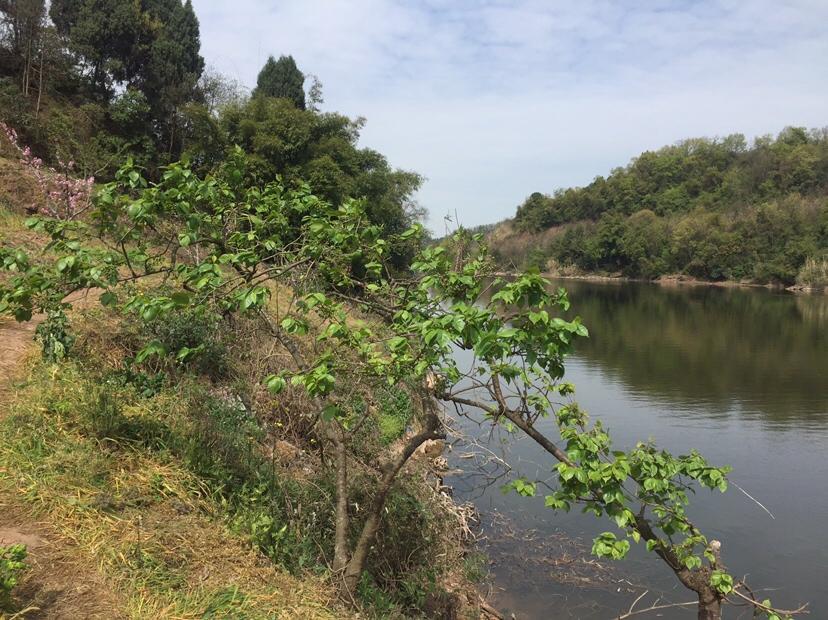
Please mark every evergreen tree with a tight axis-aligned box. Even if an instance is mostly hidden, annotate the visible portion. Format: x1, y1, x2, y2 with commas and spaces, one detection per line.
0, 0, 46, 94
254, 54, 305, 109
140, 0, 205, 118
47, 0, 81, 37
49, 0, 143, 94
148, 0, 205, 156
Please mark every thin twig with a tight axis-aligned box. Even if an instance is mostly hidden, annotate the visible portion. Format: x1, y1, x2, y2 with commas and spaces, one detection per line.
731, 480, 775, 519
729, 587, 810, 616
614, 597, 698, 619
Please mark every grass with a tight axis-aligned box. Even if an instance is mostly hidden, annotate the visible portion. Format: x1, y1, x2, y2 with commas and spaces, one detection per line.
0, 156, 39, 217
377, 389, 414, 446
0, 197, 476, 618
796, 256, 828, 289
0, 206, 48, 266
0, 360, 349, 619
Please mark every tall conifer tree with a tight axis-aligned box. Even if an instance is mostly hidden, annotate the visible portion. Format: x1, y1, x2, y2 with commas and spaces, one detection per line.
254, 54, 305, 110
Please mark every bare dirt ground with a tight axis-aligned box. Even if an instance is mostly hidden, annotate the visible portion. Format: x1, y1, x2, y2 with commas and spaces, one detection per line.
0, 317, 127, 619
0, 319, 35, 401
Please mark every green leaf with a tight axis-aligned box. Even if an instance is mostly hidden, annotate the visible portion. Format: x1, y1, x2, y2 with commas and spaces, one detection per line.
710, 570, 734, 594
171, 291, 191, 306
142, 305, 160, 321
135, 340, 167, 364
266, 375, 287, 394
320, 404, 340, 422
56, 256, 75, 273
99, 291, 117, 307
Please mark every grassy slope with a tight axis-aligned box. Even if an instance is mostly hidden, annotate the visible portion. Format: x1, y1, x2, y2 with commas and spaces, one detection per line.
0, 360, 345, 619
0, 205, 350, 619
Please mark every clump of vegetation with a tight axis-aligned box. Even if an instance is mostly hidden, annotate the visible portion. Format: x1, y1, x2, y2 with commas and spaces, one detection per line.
0, 357, 349, 618
35, 307, 75, 360
0, 544, 27, 609
796, 255, 828, 289
0, 0, 423, 269
501, 128, 828, 284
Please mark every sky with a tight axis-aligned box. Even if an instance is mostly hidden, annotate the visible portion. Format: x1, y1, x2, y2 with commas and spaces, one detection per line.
192, 0, 828, 232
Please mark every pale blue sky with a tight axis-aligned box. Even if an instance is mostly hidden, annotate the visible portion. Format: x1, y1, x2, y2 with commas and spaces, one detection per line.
193, 0, 828, 231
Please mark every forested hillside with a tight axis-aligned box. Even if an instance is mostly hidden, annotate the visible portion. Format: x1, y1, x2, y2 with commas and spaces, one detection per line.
497, 128, 828, 287
0, 3, 471, 618
0, 1, 421, 266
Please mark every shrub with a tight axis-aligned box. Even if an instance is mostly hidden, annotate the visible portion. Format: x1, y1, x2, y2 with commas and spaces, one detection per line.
0, 544, 27, 609
85, 386, 125, 440
146, 306, 229, 380
796, 255, 828, 289
35, 309, 75, 361
377, 388, 413, 446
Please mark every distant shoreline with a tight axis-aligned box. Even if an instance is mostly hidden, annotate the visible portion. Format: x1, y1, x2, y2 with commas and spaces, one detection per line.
492, 271, 827, 295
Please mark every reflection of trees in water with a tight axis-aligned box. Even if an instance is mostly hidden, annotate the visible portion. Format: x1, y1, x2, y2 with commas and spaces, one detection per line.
795, 293, 828, 327
557, 281, 828, 421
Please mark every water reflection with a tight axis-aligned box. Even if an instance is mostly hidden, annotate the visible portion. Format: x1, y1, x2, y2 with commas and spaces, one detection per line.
450, 281, 828, 619
557, 281, 828, 423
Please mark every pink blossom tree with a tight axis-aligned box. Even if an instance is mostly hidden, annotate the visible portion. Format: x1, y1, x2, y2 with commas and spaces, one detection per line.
1, 122, 94, 220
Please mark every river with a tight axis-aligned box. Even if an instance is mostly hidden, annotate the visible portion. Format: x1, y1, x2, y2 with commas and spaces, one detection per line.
446, 280, 828, 619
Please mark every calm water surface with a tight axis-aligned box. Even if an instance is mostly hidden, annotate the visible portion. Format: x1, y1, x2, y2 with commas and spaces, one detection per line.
446, 281, 828, 619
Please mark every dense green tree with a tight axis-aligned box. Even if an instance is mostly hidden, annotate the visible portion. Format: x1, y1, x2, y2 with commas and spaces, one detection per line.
515, 191, 555, 229
46, 0, 204, 156
138, 0, 205, 156
217, 95, 422, 265
1, 1, 415, 263
0, 0, 46, 93
51, 0, 200, 156
47, 0, 80, 37
253, 54, 305, 110
50, 0, 144, 94
504, 128, 828, 284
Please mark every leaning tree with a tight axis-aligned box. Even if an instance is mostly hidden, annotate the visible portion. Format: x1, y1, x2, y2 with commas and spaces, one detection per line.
0, 150, 808, 619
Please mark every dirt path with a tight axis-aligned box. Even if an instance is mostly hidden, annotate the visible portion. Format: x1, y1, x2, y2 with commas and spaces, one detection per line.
0, 318, 36, 401
0, 317, 126, 619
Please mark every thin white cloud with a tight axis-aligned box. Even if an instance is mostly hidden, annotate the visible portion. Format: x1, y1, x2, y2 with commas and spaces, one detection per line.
192, 0, 828, 230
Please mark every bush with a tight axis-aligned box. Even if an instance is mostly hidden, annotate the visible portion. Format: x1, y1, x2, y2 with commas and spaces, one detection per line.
146, 306, 229, 380
377, 388, 413, 446
35, 309, 76, 362
0, 544, 27, 609
797, 255, 828, 289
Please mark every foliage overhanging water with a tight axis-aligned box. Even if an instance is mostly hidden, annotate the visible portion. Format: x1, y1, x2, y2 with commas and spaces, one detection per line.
447, 281, 828, 619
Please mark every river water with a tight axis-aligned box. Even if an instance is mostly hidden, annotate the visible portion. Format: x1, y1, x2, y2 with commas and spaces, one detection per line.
445, 280, 828, 619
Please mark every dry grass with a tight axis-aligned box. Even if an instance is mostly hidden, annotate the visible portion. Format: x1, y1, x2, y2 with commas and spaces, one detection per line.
796, 256, 828, 290
0, 207, 51, 283
0, 355, 350, 620
487, 220, 563, 270
0, 157, 40, 216
544, 258, 585, 278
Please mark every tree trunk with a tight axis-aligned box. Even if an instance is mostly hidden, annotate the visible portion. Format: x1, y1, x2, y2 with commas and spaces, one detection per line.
22, 37, 32, 95
341, 410, 444, 594
697, 590, 721, 620
35, 47, 44, 119
331, 429, 350, 572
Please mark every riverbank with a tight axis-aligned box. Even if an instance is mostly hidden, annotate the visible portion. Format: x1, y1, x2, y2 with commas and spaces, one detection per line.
493, 270, 827, 294
0, 205, 489, 619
